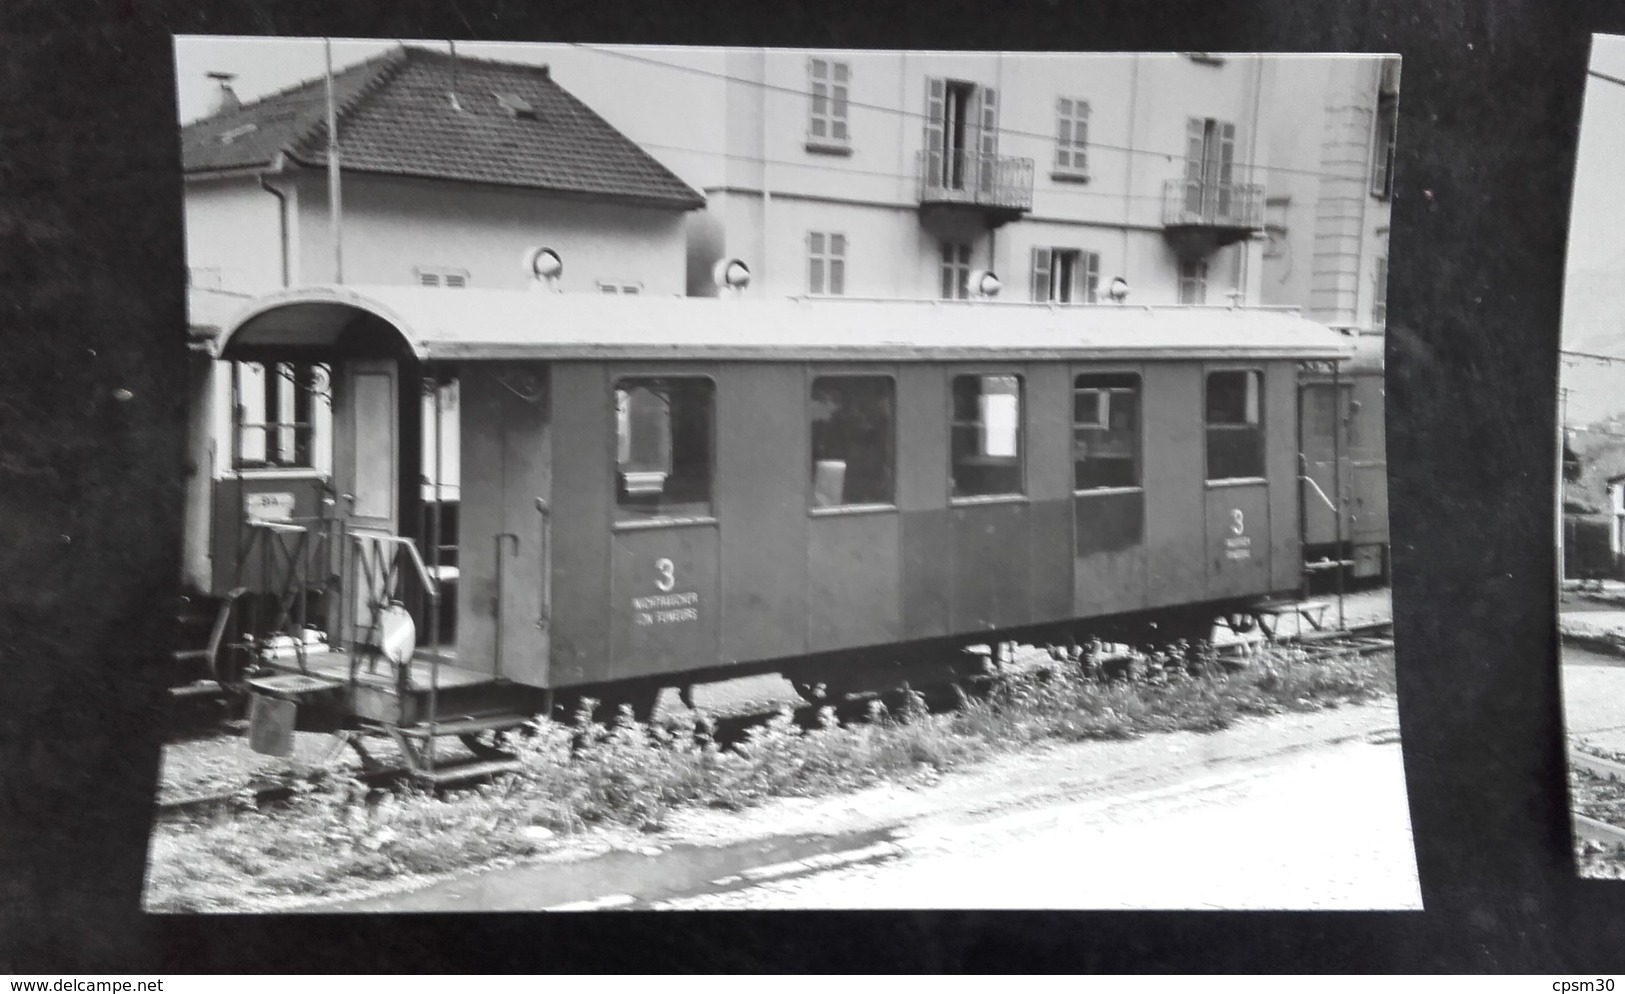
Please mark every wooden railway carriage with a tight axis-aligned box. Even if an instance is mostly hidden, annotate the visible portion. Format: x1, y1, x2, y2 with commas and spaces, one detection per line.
208, 285, 1354, 779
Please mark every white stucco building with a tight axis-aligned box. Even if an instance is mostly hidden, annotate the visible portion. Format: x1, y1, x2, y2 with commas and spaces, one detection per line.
178, 43, 1398, 593
525, 48, 1394, 317
180, 45, 703, 590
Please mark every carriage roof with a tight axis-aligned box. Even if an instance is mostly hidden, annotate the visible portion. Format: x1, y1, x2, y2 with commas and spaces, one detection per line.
213, 284, 1358, 364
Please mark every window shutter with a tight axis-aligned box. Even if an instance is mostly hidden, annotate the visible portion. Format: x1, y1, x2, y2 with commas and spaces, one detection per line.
1032, 247, 1052, 302
832, 62, 849, 141
1075, 100, 1089, 174
977, 86, 999, 195
1056, 97, 1072, 170
1217, 121, 1237, 215
925, 77, 945, 187
1185, 118, 1205, 182
1084, 252, 1100, 303
1184, 118, 1206, 217
809, 59, 828, 139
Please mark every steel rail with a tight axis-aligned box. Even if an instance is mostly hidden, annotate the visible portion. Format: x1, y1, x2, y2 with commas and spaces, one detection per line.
159, 623, 1394, 818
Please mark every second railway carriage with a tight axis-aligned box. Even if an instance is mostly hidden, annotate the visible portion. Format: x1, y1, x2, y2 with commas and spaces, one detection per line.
1298, 330, 1388, 584
200, 284, 1355, 779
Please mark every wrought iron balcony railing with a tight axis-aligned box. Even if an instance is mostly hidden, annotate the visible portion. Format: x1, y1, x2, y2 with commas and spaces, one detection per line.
1161, 178, 1266, 231
917, 149, 1035, 213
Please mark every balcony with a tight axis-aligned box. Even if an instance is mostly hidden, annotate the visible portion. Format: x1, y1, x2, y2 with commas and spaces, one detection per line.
916, 149, 1034, 227
1161, 178, 1265, 258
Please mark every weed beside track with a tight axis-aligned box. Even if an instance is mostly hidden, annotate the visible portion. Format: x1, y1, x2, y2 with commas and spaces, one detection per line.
144, 644, 1395, 913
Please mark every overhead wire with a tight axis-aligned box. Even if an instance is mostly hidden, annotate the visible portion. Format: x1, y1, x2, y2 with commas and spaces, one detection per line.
631, 135, 1206, 204
1563, 348, 1625, 363
569, 42, 1383, 185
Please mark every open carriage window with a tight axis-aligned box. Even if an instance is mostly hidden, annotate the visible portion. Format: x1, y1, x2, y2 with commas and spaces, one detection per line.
1205, 369, 1265, 481
615, 377, 714, 521
1073, 373, 1140, 490
810, 376, 896, 508
951, 373, 1024, 498
232, 361, 326, 471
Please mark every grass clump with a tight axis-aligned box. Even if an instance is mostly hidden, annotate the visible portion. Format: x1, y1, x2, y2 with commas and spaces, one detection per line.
144, 645, 1394, 912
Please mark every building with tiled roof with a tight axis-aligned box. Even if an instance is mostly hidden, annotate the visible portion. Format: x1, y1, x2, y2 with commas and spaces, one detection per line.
181, 44, 702, 305
182, 46, 704, 210
178, 45, 704, 591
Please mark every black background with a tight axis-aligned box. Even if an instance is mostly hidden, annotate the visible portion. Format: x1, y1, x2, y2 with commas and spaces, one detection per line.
0, 0, 1606, 973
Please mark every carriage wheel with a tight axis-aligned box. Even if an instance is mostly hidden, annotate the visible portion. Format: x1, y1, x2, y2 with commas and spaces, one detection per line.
792, 679, 837, 704
553, 687, 661, 726
459, 727, 528, 760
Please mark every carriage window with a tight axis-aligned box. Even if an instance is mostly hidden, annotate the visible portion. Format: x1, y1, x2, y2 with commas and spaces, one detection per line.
951, 374, 1024, 498
810, 376, 895, 508
615, 378, 714, 521
1073, 373, 1140, 490
232, 361, 325, 470
1205, 370, 1265, 480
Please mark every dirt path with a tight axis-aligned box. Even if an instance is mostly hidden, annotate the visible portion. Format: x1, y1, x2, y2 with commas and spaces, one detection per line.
320, 700, 1409, 912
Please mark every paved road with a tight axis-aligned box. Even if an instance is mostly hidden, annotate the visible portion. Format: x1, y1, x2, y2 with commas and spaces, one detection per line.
1563, 644, 1625, 749
648, 739, 1418, 911
326, 701, 1417, 913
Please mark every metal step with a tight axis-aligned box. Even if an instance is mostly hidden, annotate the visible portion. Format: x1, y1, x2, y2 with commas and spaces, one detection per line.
1304, 559, 1356, 572
1249, 597, 1331, 616
247, 672, 346, 702
398, 713, 534, 739
416, 757, 523, 785
168, 679, 225, 700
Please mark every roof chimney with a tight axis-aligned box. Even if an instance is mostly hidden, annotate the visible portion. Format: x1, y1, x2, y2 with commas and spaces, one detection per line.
206, 71, 241, 115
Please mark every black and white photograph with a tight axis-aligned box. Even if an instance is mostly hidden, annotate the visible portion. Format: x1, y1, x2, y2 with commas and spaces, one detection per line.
1556, 33, 1625, 879
144, 37, 1415, 913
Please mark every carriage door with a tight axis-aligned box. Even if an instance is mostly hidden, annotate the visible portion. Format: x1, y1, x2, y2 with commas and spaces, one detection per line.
454, 365, 550, 685
1071, 368, 1148, 617
331, 359, 401, 646
334, 359, 400, 534
1298, 373, 1352, 559
1203, 367, 1272, 598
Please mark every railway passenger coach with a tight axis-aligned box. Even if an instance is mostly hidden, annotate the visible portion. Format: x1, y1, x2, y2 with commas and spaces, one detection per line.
1298, 331, 1388, 584
197, 285, 1359, 779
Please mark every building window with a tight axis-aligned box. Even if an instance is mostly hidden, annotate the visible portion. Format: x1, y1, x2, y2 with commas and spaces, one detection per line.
416, 266, 469, 288
1263, 197, 1290, 259
614, 377, 714, 522
1054, 97, 1089, 178
1372, 58, 1400, 199
1073, 373, 1140, 490
1179, 259, 1208, 304
1373, 256, 1388, 330
1183, 117, 1238, 220
951, 374, 1024, 498
808, 58, 850, 150
940, 242, 972, 299
232, 361, 325, 471
924, 77, 998, 194
1033, 248, 1100, 303
1205, 370, 1265, 481
808, 232, 846, 296
597, 280, 643, 295
810, 376, 895, 508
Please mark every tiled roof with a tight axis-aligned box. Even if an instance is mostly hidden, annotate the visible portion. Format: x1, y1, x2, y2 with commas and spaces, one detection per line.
181, 46, 704, 210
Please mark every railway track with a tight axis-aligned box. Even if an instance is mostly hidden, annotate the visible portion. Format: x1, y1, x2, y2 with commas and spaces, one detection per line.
157, 621, 1395, 821
1568, 748, 1625, 848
